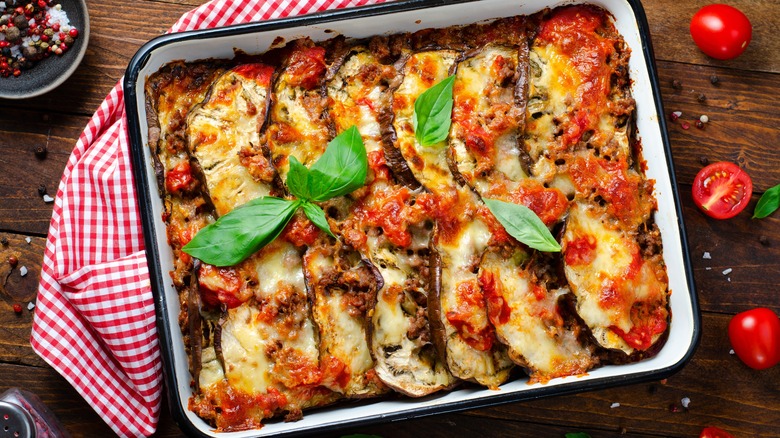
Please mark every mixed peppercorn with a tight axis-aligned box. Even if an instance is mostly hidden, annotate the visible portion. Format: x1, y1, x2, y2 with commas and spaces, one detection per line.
0, 0, 79, 78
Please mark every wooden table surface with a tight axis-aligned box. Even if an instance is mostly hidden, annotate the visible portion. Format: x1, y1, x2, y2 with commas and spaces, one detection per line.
1, 0, 779, 437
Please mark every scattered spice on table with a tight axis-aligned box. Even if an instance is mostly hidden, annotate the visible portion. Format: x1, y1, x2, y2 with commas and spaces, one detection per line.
0, 0, 79, 78
34, 144, 47, 158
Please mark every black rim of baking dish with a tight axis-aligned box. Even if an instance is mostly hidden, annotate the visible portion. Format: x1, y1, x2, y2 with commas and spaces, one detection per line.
124, 0, 700, 436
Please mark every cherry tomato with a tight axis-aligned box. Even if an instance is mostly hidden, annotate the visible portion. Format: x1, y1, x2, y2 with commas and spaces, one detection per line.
700, 426, 734, 438
692, 162, 752, 219
728, 308, 780, 370
690, 4, 752, 60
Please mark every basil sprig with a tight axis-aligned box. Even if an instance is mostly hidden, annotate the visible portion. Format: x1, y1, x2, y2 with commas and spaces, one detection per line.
183, 126, 367, 266
183, 197, 300, 266
753, 183, 780, 219
483, 198, 561, 252
413, 75, 455, 146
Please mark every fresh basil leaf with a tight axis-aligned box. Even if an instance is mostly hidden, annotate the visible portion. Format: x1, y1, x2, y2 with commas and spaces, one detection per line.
301, 201, 335, 238
308, 125, 368, 201
565, 433, 592, 438
483, 198, 561, 252
287, 155, 311, 201
413, 75, 455, 146
183, 197, 300, 266
753, 183, 780, 219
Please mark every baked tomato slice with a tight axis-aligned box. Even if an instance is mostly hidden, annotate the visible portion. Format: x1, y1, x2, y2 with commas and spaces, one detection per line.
692, 162, 752, 219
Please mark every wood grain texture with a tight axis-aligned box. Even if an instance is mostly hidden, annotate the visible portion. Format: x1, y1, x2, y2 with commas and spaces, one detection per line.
0, 0, 779, 437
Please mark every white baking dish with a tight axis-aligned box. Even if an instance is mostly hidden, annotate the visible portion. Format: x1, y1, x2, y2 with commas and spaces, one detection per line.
124, 0, 699, 436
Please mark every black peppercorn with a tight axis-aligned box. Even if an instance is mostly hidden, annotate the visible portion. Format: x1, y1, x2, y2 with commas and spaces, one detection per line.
0, 236, 7, 246
759, 235, 770, 246
699, 156, 709, 166
34, 145, 47, 159
697, 93, 707, 103
37, 185, 47, 197
671, 79, 682, 90
710, 75, 720, 85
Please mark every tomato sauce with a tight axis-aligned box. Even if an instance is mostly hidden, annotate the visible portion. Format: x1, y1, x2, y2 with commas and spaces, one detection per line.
165, 160, 195, 194
282, 213, 320, 247
233, 63, 275, 85
198, 264, 245, 309
507, 183, 569, 226
481, 271, 511, 326
611, 305, 668, 350
285, 45, 326, 90
536, 6, 616, 148
564, 234, 597, 266
445, 280, 495, 351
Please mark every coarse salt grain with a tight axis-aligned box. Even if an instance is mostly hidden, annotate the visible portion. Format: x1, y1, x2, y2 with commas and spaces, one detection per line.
681, 397, 691, 408
700, 115, 709, 123
705, 267, 712, 270
19, 266, 28, 277
610, 402, 620, 408
42, 194, 54, 203
722, 268, 733, 275
729, 349, 735, 355
25, 237, 31, 244
27, 302, 35, 311
672, 111, 682, 118
703, 252, 711, 259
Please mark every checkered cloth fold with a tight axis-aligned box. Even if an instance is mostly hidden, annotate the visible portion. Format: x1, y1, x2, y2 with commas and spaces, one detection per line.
30, 0, 383, 436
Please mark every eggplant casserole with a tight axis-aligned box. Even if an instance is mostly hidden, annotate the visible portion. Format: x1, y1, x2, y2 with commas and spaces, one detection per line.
145, 4, 669, 432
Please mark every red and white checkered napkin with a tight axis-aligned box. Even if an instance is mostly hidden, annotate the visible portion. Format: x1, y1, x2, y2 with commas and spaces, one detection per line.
30, 0, 384, 436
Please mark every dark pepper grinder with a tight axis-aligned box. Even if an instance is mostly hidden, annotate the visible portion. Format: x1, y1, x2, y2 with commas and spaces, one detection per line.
0, 388, 70, 438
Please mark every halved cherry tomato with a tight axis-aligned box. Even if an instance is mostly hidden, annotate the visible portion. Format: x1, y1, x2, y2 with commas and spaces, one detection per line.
700, 426, 734, 438
690, 4, 752, 60
692, 162, 752, 219
728, 307, 780, 370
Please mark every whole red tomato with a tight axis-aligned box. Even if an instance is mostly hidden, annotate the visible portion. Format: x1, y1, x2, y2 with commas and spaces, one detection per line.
700, 426, 734, 438
690, 4, 752, 60
728, 308, 780, 370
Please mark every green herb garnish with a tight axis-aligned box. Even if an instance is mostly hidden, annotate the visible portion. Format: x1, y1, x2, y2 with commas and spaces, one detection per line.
483, 198, 561, 252
413, 75, 455, 146
565, 433, 592, 438
183, 197, 300, 266
753, 183, 780, 219
183, 127, 367, 266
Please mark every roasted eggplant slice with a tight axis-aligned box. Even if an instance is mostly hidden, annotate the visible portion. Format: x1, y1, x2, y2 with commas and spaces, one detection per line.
479, 247, 596, 382
450, 44, 526, 192
561, 201, 669, 357
391, 50, 513, 388
303, 237, 389, 397
342, 179, 457, 396
264, 39, 332, 183
327, 46, 395, 156
187, 64, 276, 216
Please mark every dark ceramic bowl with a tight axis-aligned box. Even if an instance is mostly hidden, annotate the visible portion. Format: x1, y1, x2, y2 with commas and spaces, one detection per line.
0, 0, 89, 99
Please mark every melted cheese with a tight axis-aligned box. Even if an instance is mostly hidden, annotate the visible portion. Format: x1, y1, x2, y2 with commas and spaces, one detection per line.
220, 305, 273, 394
